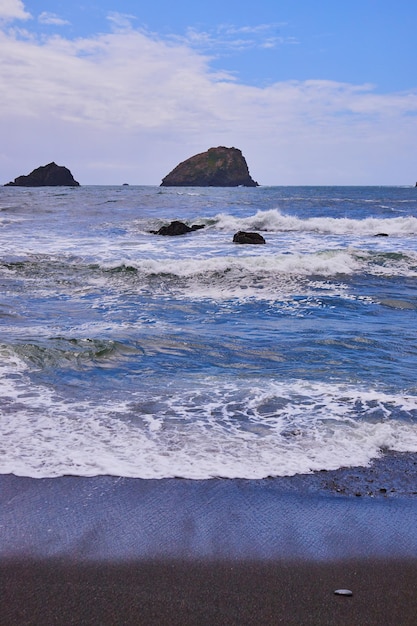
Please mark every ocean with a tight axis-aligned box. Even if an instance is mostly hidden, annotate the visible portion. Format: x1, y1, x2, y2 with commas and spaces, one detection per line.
1, 184, 417, 480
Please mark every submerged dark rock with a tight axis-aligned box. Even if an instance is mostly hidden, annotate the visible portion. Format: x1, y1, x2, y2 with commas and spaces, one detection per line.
5, 162, 80, 187
150, 220, 205, 236
160, 146, 258, 187
233, 231, 266, 244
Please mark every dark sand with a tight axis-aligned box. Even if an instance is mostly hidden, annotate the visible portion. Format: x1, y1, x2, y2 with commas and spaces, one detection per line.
2, 559, 417, 625
1, 452, 417, 625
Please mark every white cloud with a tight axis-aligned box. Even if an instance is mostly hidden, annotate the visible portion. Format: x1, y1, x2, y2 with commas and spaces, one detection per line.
0, 19, 416, 185
174, 22, 294, 52
107, 12, 137, 31
38, 12, 70, 26
0, 0, 30, 21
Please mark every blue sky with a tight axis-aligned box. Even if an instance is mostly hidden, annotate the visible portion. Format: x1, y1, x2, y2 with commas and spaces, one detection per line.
1, 0, 417, 184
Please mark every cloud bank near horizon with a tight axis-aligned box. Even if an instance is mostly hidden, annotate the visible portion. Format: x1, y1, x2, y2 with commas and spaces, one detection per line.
1, 2, 417, 185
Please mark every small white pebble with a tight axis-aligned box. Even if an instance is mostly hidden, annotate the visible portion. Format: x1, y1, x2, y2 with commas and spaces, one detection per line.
334, 589, 353, 596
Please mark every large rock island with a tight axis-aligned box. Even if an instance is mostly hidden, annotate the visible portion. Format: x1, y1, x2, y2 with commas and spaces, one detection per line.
5, 162, 80, 187
160, 147, 258, 187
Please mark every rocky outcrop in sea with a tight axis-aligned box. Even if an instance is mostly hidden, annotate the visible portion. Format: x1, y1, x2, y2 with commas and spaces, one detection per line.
233, 231, 266, 244
150, 221, 205, 236
160, 147, 259, 187
5, 162, 80, 187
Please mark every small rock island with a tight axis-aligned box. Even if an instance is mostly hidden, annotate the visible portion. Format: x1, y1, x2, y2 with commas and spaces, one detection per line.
5, 162, 80, 187
160, 147, 258, 187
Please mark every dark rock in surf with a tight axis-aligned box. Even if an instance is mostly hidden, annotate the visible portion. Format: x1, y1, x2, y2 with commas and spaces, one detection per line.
150, 220, 205, 236
233, 231, 266, 244
155, 221, 191, 236
374, 233, 389, 237
160, 146, 258, 187
5, 162, 80, 187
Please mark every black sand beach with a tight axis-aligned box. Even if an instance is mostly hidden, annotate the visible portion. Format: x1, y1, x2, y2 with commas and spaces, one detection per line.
1, 452, 417, 625
2, 559, 417, 625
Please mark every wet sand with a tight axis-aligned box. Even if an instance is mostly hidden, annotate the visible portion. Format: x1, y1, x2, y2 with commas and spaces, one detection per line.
1, 452, 417, 625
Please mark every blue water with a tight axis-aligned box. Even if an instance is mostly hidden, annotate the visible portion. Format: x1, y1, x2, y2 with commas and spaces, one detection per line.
1, 185, 417, 478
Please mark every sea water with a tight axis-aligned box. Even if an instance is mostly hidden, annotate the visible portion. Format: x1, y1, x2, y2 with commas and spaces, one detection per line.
1, 185, 417, 479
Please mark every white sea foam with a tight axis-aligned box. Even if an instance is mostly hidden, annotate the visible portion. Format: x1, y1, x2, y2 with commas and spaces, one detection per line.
1, 354, 417, 479
109, 248, 417, 286
86, 246, 416, 305
211, 209, 417, 236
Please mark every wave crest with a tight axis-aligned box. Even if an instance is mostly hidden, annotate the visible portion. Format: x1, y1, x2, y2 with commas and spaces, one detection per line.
212, 208, 417, 236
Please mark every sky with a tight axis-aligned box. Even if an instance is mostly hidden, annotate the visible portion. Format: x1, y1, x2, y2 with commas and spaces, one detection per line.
1, 0, 417, 185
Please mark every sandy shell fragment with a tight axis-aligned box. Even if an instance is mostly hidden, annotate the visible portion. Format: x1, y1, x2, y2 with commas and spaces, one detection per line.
334, 589, 353, 596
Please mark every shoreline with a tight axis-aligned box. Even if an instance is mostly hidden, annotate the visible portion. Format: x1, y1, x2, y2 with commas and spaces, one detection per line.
2, 452, 417, 624
1, 451, 417, 562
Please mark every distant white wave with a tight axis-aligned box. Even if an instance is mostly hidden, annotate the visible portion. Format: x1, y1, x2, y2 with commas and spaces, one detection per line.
106, 248, 417, 281
3, 247, 416, 304
95, 247, 417, 302
211, 209, 417, 236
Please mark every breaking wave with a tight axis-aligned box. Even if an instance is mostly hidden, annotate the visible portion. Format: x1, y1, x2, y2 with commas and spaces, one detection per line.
209, 209, 417, 236
1, 350, 417, 479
